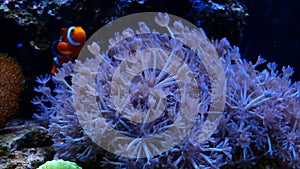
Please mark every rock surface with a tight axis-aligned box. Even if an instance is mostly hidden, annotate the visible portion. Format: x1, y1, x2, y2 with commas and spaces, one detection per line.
0, 119, 54, 169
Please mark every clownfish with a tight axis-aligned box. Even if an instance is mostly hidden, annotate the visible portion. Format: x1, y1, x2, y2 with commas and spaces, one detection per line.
51, 26, 86, 74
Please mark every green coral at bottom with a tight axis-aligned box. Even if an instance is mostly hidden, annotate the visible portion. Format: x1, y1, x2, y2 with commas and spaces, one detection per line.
37, 159, 82, 169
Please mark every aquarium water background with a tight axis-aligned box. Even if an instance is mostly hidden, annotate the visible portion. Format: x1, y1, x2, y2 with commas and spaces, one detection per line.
0, 0, 299, 168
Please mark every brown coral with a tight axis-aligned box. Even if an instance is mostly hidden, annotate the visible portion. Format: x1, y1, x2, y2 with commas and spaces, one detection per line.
0, 53, 24, 128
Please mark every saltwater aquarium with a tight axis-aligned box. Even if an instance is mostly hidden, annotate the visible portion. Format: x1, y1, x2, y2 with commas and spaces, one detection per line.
0, 0, 299, 169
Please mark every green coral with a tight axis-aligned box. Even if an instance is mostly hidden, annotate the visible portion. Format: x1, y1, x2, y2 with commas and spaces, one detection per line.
37, 160, 82, 169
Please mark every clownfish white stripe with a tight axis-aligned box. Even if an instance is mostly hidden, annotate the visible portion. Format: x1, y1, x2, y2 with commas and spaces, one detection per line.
53, 57, 61, 67
67, 26, 80, 46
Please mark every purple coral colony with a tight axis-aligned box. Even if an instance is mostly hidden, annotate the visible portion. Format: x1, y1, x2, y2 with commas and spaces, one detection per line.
0, 0, 299, 169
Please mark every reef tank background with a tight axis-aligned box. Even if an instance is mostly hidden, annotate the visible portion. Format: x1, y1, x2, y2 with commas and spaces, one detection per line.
0, 0, 299, 168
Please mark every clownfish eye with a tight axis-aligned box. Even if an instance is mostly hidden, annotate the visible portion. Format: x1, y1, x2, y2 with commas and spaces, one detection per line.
71, 29, 75, 33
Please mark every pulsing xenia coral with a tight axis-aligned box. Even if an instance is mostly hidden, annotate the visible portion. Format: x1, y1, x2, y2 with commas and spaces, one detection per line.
33, 12, 300, 169
212, 38, 300, 168
32, 64, 104, 168
72, 12, 227, 168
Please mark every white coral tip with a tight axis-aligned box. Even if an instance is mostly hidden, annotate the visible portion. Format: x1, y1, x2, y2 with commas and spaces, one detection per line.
173, 20, 184, 33
138, 22, 150, 33
155, 12, 170, 27
87, 42, 100, 56
122, 28, 135, 38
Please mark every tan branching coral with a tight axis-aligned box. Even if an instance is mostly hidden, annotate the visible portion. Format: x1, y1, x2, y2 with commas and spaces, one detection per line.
0, 53, 24, 127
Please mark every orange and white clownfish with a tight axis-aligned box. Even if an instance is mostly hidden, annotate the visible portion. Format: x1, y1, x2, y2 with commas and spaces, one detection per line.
51, 26, 86, 74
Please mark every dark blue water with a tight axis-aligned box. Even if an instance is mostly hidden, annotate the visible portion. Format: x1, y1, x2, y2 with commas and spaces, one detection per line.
240, 0, 300, 81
